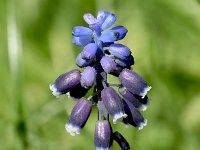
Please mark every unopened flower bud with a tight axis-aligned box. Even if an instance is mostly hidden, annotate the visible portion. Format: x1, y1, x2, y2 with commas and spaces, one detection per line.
76, 53, 94, 68
83, 13, 97, 25
65, 98, 92, 136
119, 69, 151, 98
100, 56, 117, 73
81, 66, 97, 89
72, 35, 93, 47
94, 120, 112, 150
50, 69, 81, 96
101, 13, 117, 30
81, 43, 98, 60
109, 44, 131, 60
72, 26, 93, 36
101, 87, 127, 123
110, 26, 128, 41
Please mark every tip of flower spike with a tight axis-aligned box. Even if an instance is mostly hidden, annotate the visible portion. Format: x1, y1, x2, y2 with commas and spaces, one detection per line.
96, 147, 110, 150
113, 112, 128, 124
137, 119, 148, 130
49, 84, 61, 97
140, 86, 152, 99
65, 123, 80, 136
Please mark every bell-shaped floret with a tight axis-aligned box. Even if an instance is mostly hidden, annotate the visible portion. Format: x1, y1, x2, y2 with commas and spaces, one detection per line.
109, 44, 131, 60
83, 13, 97, 25
119, 69, 151, 98
50, 69, 81, 96
94, 120, 112, 150
101, 87, 127, 124
100, 56, 117, 73
65, 98, 92, 136
80, 66, 97, 89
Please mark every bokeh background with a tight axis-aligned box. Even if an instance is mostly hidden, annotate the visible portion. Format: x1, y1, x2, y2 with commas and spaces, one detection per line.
1, 0, 200, 149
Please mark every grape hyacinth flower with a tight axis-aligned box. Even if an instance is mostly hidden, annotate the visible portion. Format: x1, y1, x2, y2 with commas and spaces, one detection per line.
50, 10, 152, 150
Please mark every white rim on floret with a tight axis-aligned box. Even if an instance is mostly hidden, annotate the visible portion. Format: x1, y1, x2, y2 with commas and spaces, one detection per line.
65, 123, 81, 136
140, 104, 148, 111
96, 147, 110, 150
49, 84, 61, 97
113, 112, 128, 124
137, 119, 148, 130
140, 86, 152, 99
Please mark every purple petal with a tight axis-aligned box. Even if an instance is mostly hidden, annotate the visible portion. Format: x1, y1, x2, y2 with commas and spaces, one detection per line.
80, 66, 97, 89
113, 131, 130, 150
68, 83, 89, 99
100, 56, 117, 73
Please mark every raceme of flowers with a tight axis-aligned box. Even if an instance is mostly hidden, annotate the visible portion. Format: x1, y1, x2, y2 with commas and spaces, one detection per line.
50, 10, 152, 150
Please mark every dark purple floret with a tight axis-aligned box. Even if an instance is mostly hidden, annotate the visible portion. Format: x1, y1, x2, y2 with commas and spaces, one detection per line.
101, 87, 127, 123
109, 44, 131, 60
119, 69, 151, 98
80, 66, 97, 89
113, 131, 130, 150
68, 83, 89, 99
123, 99, 147, 130
81, 43, 98, 60
119, 87, 148, 111
100, 56, 117, 73
94, 120, 112, 150
65, 98, 92, 136
50, 69, 81, 96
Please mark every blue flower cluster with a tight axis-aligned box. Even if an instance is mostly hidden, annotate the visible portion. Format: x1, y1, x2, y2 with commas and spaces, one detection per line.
50, 10, 151, 150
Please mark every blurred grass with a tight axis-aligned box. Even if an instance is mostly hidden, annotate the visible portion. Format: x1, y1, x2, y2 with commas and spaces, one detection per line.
1, 0, 200, 150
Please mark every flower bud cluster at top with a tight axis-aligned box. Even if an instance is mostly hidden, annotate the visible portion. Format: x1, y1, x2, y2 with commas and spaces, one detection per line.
50, 10, 151, 150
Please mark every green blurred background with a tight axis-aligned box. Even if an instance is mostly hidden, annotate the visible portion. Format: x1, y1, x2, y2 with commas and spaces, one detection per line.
1, 0, 200, 149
